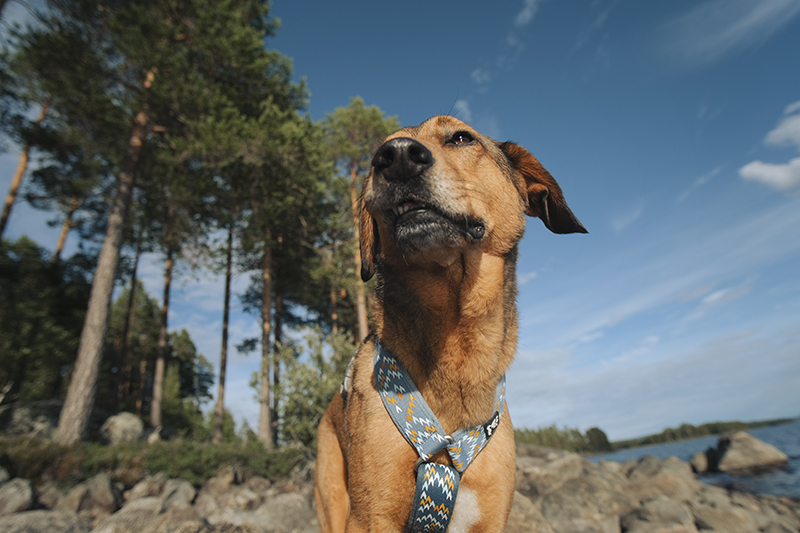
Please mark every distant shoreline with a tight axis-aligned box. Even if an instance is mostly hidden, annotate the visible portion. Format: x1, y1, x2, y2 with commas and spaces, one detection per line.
609, 417, 799, 452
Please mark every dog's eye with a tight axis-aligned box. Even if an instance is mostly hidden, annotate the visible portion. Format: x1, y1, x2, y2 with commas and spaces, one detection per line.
447, 131, 475, 145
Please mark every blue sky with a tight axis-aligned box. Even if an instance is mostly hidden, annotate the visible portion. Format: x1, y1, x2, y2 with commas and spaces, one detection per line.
2, 0, 800, 440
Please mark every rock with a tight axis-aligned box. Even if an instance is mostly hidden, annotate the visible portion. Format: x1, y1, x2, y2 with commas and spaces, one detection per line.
127, 473, 168, 502
255, 492, 315, 532
622, 495, 697, 533
99, 412, 144, 445
690, 452, 707, 474
36, 480, 67, 509
515, 444, 584, 501
0, 465, 9, 485
627, 456, 700, 504
56, 473, 122, 526
92, 496, 202, 533
505, 490, 555, 533
539, 470, 624, 533
0, 510, 91, 533
0, 400, 62, 439
162, 478, 196, 510
711, 431, 789, 475
0, 478, 35, 515
692, 505, 759, 533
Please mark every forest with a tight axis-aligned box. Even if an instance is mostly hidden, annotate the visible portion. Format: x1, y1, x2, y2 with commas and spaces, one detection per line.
0, 0, 400, 450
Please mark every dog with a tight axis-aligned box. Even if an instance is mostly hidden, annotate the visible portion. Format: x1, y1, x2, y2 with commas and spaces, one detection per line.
315, 115, 586, 532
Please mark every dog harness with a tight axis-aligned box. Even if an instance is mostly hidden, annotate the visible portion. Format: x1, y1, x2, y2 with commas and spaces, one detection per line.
372, 339, 506, 532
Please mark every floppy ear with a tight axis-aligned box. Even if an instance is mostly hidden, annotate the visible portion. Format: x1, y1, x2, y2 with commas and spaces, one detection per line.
500, 142, 587, 234
359, 192, 379, 281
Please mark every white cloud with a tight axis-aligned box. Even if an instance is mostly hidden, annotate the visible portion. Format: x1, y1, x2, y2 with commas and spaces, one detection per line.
518, 271, 538, 285
739, 102, 800, 192
514, 0, 543, 27
739, 157, 800, 192
470, 68, 492, 86
765, 107, 800, 149
660, 0, 800, 68
454, 100, 473, 123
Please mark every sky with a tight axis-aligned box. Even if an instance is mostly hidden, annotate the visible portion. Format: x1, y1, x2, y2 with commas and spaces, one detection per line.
2, 0, 800, 441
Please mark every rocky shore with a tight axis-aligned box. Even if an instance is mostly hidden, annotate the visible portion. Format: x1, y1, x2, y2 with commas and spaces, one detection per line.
0, 433, 798, 532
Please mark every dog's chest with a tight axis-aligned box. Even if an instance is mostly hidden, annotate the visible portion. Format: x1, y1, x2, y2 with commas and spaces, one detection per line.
448, 487, 480, 532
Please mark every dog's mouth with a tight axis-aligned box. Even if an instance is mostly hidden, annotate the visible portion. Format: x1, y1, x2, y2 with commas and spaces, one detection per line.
387, 199, 486, 250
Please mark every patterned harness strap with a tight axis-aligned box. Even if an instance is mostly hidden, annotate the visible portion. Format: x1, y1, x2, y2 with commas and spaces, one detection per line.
372, 339, 506, 532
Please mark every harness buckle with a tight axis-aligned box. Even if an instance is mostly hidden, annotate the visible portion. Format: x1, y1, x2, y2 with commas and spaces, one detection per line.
414, 435, 455, 472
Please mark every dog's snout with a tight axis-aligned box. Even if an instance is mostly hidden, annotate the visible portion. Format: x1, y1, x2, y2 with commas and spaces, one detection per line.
372, 137, 433, 182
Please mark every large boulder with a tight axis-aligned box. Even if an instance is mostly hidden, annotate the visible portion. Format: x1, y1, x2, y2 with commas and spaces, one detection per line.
0, 400, 62, 439
708, 431, 788, 475
505, 491, 555, 533
0, 478, 35, 515
626, 456, 700, 504
99, 412, 144, 445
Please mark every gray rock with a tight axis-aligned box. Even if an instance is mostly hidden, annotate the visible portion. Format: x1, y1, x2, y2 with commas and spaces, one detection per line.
93, 496, 202, 533
0, 400, 61, 439
515, 444, 583, 501
56, 473, 122, 526
505, 490, 555, 533
162, 478, 196, 510
0, 465, 9, 485
99, 412, 144, 445
713, 431, 789, 475
255, 492, 315, 532
622, 495, 697, 533
540, 471, 624, 533
127, 473, 168, 502
0, 510, 90, 533
626, 456, 700, 504
0, 478, 34, 515
692, 505, 759, 533
689, 452, 707, 474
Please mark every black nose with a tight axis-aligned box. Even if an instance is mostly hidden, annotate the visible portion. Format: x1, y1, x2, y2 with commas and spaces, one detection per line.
371, 137, 433, 182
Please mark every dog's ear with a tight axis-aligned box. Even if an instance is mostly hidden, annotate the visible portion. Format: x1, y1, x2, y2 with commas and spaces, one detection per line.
501, 142, 587, 234
359, 191, 379, 281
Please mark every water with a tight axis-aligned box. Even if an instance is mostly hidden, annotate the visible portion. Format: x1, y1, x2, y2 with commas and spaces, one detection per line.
587, 421, 800, 499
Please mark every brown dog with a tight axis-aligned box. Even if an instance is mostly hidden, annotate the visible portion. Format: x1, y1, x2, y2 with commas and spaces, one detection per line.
315, 116, 586, 532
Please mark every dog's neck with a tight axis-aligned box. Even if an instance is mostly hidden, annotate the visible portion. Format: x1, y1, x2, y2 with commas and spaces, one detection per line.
372, 245, 519, 433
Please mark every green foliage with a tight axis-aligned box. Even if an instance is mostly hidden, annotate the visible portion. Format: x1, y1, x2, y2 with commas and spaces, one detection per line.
514, 425, 612, 454
267, 327, 355, 448
0, 436, 305, 488
0, 237, 91, 403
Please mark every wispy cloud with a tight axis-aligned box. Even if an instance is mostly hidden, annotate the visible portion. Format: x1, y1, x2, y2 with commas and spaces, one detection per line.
610, 203, 644, 234
660, 0, 800, 68
454, 99, 473, 123
739, 100, 800, 192
514, 0, 543, 27
677, 167, 721, 202
470, 0, 545, 92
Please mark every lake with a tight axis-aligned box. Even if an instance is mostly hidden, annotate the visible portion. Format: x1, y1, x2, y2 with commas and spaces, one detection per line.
587, 420, 800, 499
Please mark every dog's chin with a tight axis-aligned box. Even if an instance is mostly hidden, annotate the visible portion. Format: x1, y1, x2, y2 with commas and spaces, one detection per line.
393, 209, 485, 259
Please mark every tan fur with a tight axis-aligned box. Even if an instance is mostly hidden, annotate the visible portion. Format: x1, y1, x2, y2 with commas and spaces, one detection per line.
315, 116, 586, 532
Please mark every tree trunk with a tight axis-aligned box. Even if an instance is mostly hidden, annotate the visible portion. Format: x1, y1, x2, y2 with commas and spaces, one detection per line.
52, 196, 79, 262
0, 102, 49, 240
272, 292, 283, 447
150, 247, 173, 428
350, 163, 369, 342
55, 108, 149, 445
117, 236, 142, 406
213, 224, 234, 444
258, 244, 273, 448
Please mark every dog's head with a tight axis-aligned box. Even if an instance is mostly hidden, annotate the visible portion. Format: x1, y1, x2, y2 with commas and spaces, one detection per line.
360, 116, 586, 281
